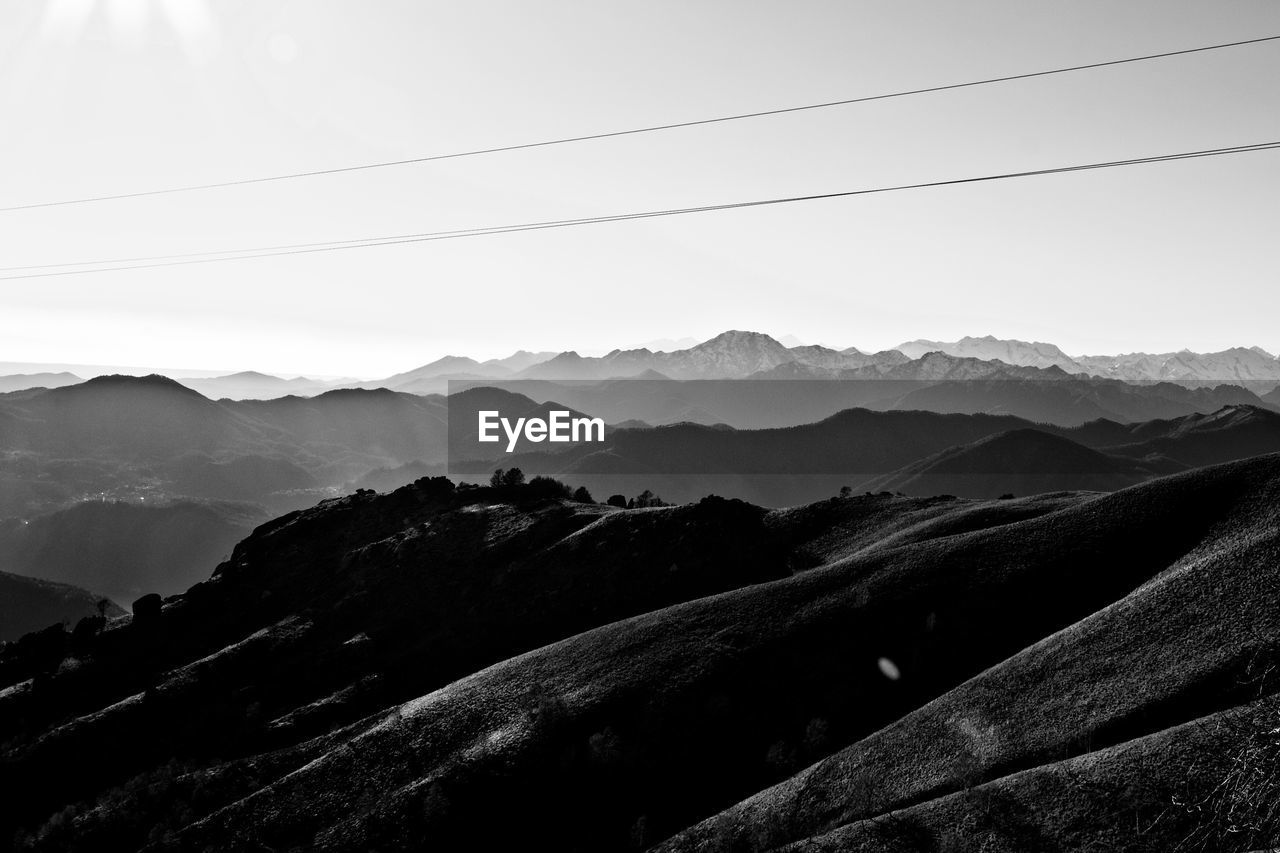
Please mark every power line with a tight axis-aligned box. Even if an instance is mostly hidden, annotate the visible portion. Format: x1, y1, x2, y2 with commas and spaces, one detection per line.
3, 34, 1277, 214
2, 140, 1276, 281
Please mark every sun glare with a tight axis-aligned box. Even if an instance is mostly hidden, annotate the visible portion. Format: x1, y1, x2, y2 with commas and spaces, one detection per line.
40, 0, 217, 58
40, 0, 95, 41
106, 0, 149, 46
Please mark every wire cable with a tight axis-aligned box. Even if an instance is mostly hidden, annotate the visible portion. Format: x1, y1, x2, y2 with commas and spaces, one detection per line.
2, 34, 1277, 214
1, 140, 1276, 281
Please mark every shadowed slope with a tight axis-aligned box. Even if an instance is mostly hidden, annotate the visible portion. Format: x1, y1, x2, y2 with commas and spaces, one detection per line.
660, 458, 1280, 852
8, 481, 1054, 849
0, 500, 269, 600
157, 456, 1280, 852
0, 573, 124, 642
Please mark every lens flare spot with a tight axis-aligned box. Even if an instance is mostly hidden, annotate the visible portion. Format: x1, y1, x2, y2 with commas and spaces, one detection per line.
877, 657, 901, 681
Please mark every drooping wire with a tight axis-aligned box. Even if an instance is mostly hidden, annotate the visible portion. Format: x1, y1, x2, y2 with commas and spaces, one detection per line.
2, 140, 1276, 281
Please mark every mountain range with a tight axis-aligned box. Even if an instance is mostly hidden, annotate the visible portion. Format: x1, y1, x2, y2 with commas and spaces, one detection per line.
394, 331, 1280, 387
5, 332, 1278, 399
176, 371, 336, 401
0, 372, 83, 394
3, 455, 1277, 850
2, 370, 1277, 526
891, 335, 1280, 385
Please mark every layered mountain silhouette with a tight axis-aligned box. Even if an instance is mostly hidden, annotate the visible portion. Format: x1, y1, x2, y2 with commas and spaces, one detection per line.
13, 334, 1276, 402
361, 350, 560, 394
0, 571, 124, 642
889, 336, 1280, 384
1075, 345, 1280, 383
894, 335, 1084, 372
0, 375, 450, 517
3, 369, 1276, 524
860, 428, 1175, 498
1096, 403, 1280, 467
463, 354, 1273, 430
442, 385, 602, 459
3, 456, 1277, 850
177, 371, 334, 401
881, 359, 1265, 426
451, 403, 1280, 504
0, 372, 83, 394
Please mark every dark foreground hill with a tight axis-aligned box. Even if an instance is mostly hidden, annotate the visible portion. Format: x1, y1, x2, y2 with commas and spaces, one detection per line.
0, 572, 125, 642
1, 455, 1278, 851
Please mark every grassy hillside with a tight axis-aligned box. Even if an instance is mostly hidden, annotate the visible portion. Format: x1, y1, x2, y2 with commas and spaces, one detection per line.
764, 693, 1280, 852
662, 455, 1280, 851
0, 478, 1082, 850
1, 456, 1275, 850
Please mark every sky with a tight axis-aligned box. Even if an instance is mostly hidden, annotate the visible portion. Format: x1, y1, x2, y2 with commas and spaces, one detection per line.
1, 0, 1278, 377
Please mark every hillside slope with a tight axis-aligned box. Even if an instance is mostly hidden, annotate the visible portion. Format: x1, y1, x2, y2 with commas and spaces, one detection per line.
0, 477, 1081, 850
660, 458, 1280, 851
172, 455, 1279, 852
0, 572, 125, 642
3, 456, 1276, 850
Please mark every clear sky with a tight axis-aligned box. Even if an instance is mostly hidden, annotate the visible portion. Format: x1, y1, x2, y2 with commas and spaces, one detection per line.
1, 0, 1278, 377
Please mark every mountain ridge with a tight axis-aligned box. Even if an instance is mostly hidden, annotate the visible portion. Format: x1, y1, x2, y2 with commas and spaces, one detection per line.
11, 333, 1276, 400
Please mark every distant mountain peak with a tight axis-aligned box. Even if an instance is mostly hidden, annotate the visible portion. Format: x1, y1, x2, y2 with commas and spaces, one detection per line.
893, 336, 1085, 373
223, 370, 283, 381
78, 373, 198, 393
692, 329, 784, 348
425, 355, 482, 369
